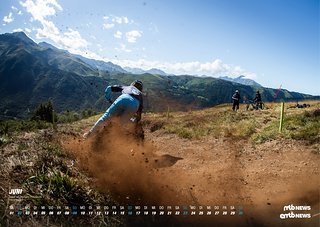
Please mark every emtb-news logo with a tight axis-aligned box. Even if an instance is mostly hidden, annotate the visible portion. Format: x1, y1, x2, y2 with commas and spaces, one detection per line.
9, 188, 23, 195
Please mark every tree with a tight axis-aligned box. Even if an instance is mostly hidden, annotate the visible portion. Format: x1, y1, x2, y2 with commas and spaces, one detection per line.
31, 101, 54, 123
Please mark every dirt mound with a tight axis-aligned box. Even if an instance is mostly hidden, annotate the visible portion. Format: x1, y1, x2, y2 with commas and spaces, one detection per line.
152, 154, 183, 168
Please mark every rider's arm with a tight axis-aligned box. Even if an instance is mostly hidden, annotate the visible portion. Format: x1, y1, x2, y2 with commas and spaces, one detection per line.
105, 85, 124, 103
111, 85, 124, 92
105, 86, 112, 102
232, 94, 238, 101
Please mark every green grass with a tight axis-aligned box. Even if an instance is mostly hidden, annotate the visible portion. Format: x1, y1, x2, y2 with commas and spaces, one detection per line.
251, 120, 278, 143
0, 119, 52, 136
145, 101, 320, 146
283, 111, 320, 143
252, 109, 320, 144
0, 135, 10, 146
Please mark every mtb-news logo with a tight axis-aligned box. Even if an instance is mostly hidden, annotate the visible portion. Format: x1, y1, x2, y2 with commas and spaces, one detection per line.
9, 188, 23, 196
280, 204, 311, 219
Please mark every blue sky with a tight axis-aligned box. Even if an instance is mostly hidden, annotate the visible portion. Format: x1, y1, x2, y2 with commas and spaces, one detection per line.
1, 0, 319, 95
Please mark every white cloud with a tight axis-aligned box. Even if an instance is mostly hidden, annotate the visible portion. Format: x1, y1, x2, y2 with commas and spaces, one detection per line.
20, 0, 89, 51
115, 43, 131, 53
60, 29, 88, 49
12, 27, 32, 33
112, 16, 129, 24
36, 20, 59, 36
103, 15, 130, 29
114, 31, 122, 39
36, 27, 88, 50
102, 15, 135, 37
13, 28, 24, 32
11, 6, 23, 15
112, 58, 257, 79
103, 15, 132, 30
3, 12, 14, 23
103, 23, 115, 29
20, 0, 62, 22
71, 49, 104, 61
126, 30, 142, 43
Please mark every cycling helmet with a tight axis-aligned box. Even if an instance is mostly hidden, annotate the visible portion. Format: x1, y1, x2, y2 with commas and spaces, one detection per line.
131, 80, 143, 91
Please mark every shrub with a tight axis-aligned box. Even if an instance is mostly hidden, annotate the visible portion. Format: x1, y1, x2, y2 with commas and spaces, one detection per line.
31, 101, 55, 123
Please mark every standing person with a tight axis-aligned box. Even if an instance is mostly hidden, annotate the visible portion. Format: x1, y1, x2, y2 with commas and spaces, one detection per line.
253, 90, 262, 109
232, 90, 241, 111
83, 80, 143, 138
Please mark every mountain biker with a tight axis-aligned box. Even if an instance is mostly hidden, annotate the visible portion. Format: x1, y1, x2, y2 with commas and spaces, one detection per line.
232, 90, 241, 111
83, 80, 143, 138
253, 90, 262, 109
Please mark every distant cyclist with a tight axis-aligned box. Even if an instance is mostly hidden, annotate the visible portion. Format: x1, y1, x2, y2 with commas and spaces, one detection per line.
253, 90, 262, 109
232, 90, 241, 111
83, 80, 143, 138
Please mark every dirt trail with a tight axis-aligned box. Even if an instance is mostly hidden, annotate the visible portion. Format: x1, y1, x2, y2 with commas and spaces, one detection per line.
146, 131, 319, 226
62, 121, 319, 226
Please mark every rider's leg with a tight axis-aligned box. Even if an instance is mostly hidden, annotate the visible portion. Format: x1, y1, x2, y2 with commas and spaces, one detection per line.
232, 101, 236, 111
85, 94, 139, 137
116, 94, 140, 123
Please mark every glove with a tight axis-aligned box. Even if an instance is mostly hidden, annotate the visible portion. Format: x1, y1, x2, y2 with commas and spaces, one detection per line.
83, 131, 92, 139
105, 86, 112, 101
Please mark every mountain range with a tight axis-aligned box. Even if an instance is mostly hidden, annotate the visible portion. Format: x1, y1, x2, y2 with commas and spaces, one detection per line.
0, 32, 317, 119
124, 67, 168, 76
219, 75, 262, 87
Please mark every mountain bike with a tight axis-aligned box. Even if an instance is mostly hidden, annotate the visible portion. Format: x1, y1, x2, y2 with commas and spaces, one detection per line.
246, 100, 265, 110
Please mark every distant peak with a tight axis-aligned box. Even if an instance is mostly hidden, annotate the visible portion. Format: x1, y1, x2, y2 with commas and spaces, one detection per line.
12, 31, 27, 36
3, 31, 35, 45
219, 75, 262, 87
11, 31, 29, 40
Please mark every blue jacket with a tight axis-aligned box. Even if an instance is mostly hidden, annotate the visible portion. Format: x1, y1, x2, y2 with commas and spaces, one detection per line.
105, 85, 143, 115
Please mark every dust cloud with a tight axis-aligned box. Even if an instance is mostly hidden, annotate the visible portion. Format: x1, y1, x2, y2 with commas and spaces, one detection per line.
63, 119, 185, 205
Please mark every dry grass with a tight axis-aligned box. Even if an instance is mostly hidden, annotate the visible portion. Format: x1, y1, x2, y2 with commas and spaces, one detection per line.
143, 100, 320, 148
0, 127, 123, 226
